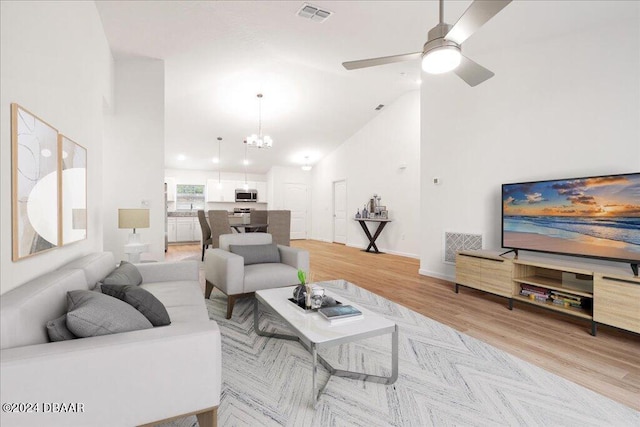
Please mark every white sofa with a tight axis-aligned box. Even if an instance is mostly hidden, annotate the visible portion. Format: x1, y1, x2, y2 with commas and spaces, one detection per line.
0, 252, 221, 427
204, 233, 309, 319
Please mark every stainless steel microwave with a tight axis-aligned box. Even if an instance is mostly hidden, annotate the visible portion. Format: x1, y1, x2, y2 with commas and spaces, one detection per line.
235, 189, 258, 202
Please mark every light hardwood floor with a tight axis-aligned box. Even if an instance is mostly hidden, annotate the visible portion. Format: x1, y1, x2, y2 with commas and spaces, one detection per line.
167, 240, 640, 411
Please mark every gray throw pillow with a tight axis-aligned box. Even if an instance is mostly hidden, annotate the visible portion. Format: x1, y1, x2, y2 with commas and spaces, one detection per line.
103, 260, 143, 286
46, 314, 77, 342
229, 243, 281, 265
101, 284, 171, 327
66, 290, 152, 338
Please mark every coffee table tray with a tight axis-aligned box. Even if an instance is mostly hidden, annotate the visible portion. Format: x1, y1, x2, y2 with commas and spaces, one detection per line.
287, 298, 342, 313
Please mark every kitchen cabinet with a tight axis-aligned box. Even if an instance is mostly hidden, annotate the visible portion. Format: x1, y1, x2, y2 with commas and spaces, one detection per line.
256, 181, 267, 203
167, 217, 177, 242
206, 179, 238, 202
205, 179, 267, 203
168, 217, 202, 243
193, 218, 202, 242
176, 218, 193, 242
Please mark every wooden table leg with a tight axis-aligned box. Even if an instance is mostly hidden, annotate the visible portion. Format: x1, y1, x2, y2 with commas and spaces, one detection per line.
357, 220, 389, 253
357, 220, 376, 252
368, 221, 388, 252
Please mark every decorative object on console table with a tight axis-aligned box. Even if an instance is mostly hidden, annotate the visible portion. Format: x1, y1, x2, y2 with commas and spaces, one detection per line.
118, 208, 150, 263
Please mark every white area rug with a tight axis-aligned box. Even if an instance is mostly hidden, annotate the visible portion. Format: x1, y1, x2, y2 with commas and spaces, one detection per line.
164, 280, 639, 426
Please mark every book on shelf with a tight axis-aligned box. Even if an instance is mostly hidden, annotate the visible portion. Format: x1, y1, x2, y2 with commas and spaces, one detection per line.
520, 291, 549, 303
550, 294, 582, 303
520, 289, 550, 297
552, 299, 582, 308
318, 305, 362, 322
520, 284, 550, 295
550, 290, 584, 301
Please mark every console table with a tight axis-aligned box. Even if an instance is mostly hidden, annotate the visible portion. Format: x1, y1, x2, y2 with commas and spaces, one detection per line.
354, 218, 392, 253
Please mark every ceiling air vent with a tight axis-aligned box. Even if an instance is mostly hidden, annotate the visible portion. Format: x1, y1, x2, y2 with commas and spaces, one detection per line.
375, 104, 385, 111
297, 3, 332, 23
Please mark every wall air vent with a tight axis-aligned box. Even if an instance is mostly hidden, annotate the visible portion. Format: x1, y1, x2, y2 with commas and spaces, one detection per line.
443, 232, 483, 264
375, 104, 385, 111
297, 3, 332, 23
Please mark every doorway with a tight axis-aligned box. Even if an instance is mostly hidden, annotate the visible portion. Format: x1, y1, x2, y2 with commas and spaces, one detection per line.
284, 183, 308, 240
333, 180, 347, 244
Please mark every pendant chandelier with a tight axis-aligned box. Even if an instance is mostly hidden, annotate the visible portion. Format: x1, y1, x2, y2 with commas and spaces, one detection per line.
246, 93, 273, 149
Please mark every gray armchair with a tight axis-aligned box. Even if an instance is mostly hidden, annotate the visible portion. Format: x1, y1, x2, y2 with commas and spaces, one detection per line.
204, 233, 309, 319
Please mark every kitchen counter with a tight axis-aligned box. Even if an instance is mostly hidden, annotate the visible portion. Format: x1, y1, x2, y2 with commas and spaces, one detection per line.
167, 211, 240, 218
168, 211, 198, 217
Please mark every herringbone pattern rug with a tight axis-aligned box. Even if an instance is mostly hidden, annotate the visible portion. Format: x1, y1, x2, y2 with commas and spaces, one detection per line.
165, 280, 639, 427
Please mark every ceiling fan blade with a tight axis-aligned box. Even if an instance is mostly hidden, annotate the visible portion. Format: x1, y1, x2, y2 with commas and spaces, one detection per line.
454, 55, 495, 87
342, 52, 422, 70
445, 0, 512, 46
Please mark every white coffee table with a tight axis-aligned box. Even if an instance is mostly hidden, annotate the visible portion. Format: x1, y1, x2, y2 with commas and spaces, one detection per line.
254, 284, 398, 406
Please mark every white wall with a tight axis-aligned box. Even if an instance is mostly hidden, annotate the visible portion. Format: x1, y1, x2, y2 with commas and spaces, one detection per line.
0, 1, 113, 294
420, 15, 640, 281
311, 91, 421, 257
103, 58, 165, 262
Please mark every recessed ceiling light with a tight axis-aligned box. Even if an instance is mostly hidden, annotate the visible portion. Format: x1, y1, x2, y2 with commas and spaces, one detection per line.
212, 157, 219, 164
416, 79, 422, 85
177, 154, 186, 161
243, 159, 249, 166
41, 148, 52, 158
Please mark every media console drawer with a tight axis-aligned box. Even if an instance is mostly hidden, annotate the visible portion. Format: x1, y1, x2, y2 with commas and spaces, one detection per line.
594, 275, 640, 334
455, 251, 513, 298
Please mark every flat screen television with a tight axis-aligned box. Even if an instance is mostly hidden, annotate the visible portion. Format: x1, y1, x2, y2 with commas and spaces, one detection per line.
502, 172, 640, 275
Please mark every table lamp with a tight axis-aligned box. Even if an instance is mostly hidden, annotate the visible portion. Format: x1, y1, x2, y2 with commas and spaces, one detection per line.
118, 208, 150, 244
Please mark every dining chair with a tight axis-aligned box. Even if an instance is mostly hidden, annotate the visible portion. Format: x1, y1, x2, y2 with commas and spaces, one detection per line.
208, 210, 232, 249
249, 209, 268, 232
197, 210, 213, 261
267, 210, 291, 246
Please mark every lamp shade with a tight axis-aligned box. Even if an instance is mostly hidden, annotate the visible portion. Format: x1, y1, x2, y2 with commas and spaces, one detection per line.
118, 209, 150, 230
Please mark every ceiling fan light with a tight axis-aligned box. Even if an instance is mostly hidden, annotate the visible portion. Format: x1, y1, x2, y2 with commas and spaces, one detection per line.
422, 46, 461, 74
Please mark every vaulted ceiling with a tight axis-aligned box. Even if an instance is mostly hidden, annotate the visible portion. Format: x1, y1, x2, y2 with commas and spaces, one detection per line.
96, 1, 636, 174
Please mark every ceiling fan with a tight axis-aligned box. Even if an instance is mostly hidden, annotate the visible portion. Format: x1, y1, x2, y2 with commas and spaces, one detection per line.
342, 0, 511, 87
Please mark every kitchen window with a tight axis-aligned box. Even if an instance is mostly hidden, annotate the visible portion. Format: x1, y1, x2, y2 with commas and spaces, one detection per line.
176, 184, 205, 210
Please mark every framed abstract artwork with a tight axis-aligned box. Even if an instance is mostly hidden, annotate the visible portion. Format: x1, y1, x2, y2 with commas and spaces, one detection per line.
60, 134, 87, 245
11, 103, 60, 260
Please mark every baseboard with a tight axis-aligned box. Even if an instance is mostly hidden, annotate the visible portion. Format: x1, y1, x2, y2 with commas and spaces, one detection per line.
419, 268, 454, 282
306, 238, 333, 243
345, 243, 419, 259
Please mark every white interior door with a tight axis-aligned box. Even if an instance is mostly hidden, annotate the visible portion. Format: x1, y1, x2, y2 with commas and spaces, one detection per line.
333, 180, 347, 244
284, 183, 307, 240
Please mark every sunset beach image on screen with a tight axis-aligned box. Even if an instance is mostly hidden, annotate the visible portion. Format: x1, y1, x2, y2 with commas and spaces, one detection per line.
502, 173, 640, 262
